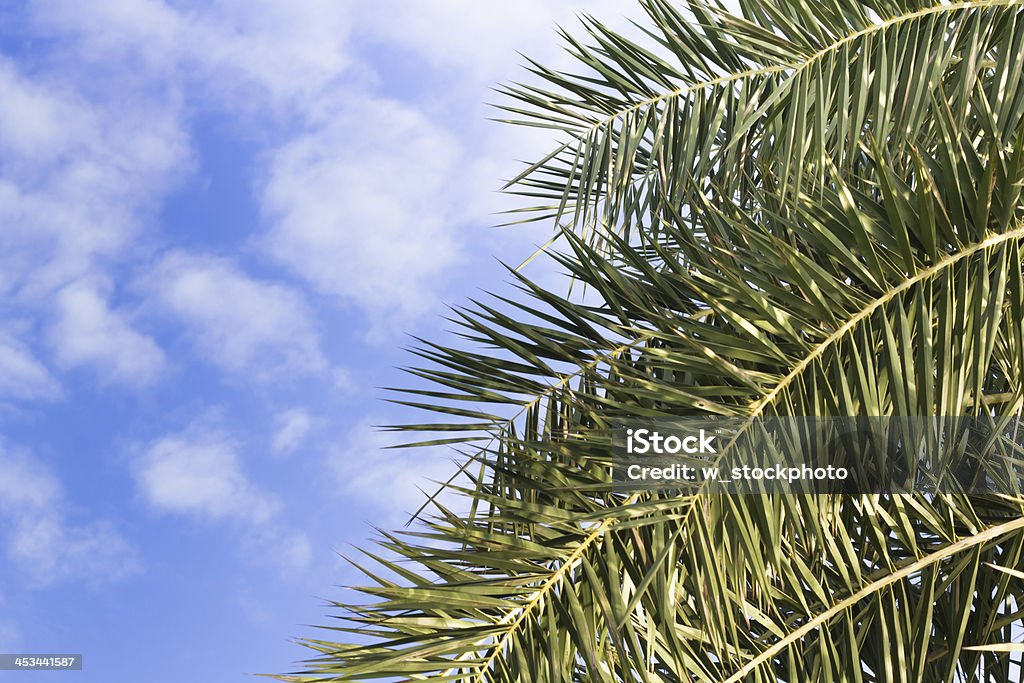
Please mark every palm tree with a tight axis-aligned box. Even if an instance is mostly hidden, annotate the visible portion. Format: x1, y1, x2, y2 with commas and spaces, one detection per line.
280, 1, 1024, 680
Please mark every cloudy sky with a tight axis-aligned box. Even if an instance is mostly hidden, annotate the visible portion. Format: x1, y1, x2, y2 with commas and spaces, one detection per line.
0, 1, 646, 680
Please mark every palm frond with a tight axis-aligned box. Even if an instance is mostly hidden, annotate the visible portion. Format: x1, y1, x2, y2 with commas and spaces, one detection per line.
502, 0, 1024, 257
278, 1, 1024, 681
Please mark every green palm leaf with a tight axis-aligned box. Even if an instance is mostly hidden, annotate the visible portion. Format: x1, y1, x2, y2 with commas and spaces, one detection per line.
278, 1, 1024, 681
503, 0, 1024, 258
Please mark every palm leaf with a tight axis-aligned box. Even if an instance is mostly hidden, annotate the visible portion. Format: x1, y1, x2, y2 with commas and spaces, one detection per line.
502, 0, 1024, 258
278, 1, 1024, 681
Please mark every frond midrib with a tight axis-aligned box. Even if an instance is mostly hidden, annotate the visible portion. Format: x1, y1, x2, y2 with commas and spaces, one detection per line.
750, 223, 1024, 418
722, 512, 1024, 683
466, 223, 1024, 682
511, 0, 1023, 182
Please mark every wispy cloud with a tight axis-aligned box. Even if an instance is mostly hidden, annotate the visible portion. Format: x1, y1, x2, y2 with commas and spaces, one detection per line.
260, 95, 463, 327
353, 0, 634, 82
0, 444, 140, 588
0, 54, 187, 398
15, 0, 640, 345
148, 251, 326, 379
0, 331, 61, 402
133, 417, 312, 576
50, 279, 165, 387
0, 58, 189, 300
329, 418, 463, 526
28, 0, 356, 109
271, 408, 314, 456
135, 425, 278, 523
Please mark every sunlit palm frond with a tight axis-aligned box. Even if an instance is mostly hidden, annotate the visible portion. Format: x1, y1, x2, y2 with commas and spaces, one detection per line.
278, 1, 1024, 681
502, 0, 1024, 257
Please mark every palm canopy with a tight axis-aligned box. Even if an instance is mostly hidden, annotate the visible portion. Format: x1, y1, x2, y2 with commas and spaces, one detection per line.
280, 1, 1024, 681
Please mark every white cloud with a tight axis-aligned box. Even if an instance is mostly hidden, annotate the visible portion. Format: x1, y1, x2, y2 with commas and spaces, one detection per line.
260, 95, 462, 326
134, 418, 312, 575
0, 55, 186, 399
8, 517, 139, 588
0, 63, 85, 160
19, 0, 646, 340
354, 0, 637, 84
0, 333, 61, 402
271, 408, 313, 456
150, 252, 326, 379
26, 1, 596, 330
29, 0, 355, 111
50, 279, 165, 387
192, 0, 355, 105
257, 2, 655, 328
330, 418, 463, 525
135, 426, 277, 523
0, 58, 189, 300
29, 0, 181, 70
0, 444, 140, 587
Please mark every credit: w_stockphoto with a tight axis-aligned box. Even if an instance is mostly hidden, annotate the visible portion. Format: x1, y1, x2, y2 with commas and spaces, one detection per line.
4, 0, 1024, 681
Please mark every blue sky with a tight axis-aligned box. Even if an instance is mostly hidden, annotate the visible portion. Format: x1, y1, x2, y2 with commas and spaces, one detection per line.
0, 1, 646, 681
